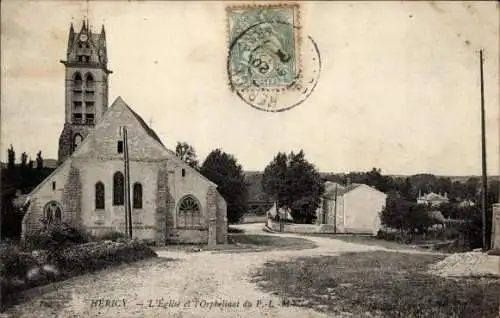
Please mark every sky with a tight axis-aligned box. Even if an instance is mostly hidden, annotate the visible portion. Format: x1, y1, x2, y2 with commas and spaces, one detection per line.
1, 1, 499, 175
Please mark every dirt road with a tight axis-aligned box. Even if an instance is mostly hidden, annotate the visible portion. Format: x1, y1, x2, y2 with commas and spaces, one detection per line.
3, 224, 405, 318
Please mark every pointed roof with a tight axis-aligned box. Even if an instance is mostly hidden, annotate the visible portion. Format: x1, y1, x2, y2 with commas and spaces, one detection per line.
338, 183, 363, 195
127, 105, 165, 147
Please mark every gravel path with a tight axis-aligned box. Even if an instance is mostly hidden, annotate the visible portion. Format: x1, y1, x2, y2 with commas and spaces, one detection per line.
2, 223, 480, 318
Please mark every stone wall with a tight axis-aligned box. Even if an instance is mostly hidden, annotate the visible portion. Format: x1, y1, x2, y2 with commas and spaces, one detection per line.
216, 191, 228, 244
266, 219, 335, 234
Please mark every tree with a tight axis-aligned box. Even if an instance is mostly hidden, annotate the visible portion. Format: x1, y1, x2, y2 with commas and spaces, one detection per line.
175, 142, 199, 169
7, 145, 15, 170
364, 167, 394, 192
465, 177, 480, 200
200, 149, 248, 224
262, 150, 324, 224
36, 150, 43, 170
380, 197, 436, 240
20, 152, 28, 169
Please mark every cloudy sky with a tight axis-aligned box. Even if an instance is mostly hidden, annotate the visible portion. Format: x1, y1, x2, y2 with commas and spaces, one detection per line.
1, 1, 499, 175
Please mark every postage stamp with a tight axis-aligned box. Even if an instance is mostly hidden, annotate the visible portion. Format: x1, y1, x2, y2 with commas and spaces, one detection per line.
227, 4, 301, 89
226, 4, 321, 112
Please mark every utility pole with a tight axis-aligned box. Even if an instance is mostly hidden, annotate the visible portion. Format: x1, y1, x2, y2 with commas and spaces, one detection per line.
123, 127, 133, 239
333, 184, 338, 234
479, 49, 488, 251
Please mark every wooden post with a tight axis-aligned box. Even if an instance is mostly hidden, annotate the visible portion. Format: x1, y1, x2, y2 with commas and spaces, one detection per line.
120, 127, 128, 236
333, 184, 338, 234
479, 49, 488, 251
123, 127, 133, 239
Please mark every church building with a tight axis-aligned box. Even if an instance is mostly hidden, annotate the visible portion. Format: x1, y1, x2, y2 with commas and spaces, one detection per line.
21, 21, 228, 245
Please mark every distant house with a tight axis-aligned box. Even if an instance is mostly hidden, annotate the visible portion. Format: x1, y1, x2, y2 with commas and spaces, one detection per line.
458, 199, 475, 208
317, 183, 387, 235
266, 203, 293, 222
416, 191, 449, 207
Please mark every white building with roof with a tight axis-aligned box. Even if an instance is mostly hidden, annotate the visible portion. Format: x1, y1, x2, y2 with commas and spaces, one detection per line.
317, 183, 387, 235
416, 191, 449, 207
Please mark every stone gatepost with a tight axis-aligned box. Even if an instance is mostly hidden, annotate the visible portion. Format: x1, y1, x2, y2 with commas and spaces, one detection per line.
491, 203, 500, 251
207, 186, 217, 247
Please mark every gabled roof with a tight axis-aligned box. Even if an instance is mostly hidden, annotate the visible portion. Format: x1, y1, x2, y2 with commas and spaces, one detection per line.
126, 103, 165, 147
109, 97, 216, 186
338, 183, 363, 195
325, 183, 386, 197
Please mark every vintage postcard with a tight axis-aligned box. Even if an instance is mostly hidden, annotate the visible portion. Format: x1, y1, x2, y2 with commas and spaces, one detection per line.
1, 1, 499, 317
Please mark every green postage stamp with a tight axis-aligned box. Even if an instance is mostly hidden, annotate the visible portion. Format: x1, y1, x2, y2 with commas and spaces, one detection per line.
227, 4, 301, 90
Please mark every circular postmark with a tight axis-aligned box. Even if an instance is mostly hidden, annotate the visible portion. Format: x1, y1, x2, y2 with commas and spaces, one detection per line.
228, 21, 321, 112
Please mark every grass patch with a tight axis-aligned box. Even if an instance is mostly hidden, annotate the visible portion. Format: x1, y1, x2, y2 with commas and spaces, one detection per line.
252, 251, 500, 317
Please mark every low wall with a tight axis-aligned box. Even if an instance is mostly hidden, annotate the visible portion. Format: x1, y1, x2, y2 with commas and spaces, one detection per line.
266, 219, 336, 234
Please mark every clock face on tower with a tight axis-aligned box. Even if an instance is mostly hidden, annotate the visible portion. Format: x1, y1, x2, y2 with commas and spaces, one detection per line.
80, 34, 88, 42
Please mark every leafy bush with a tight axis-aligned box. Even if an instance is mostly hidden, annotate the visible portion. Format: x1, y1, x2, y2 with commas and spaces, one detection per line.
1, 240, 157, 310
0, 244, 37, 279
52, 240, 157, 276
99, 231, 128, 242
0, 243, 39, 309
458, 216, 482, 249
24, 223, 92, 251
380, 198, 438, 236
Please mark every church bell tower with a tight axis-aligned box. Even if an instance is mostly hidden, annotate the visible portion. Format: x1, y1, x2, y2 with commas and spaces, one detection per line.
58, 20, 112, 164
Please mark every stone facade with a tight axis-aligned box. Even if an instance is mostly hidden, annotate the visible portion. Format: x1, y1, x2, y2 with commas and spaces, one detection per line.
22, 98, 228, 245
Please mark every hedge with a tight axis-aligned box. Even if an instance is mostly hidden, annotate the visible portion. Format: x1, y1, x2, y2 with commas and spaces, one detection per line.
0, 239, 157, 311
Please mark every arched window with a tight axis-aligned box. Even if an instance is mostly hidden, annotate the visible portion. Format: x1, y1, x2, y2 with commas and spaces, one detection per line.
44, 201, 62, 225
113, 172, 124, 206
85, 73, 94, 89
95, 181, 105, 209
177, 196, 201, 229
73, 73, 82, 88
73, 134, 83, 151
133, 182, 143, 209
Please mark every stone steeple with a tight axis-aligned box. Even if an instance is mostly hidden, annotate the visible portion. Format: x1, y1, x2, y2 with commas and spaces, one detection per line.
57, 20, 112, 165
